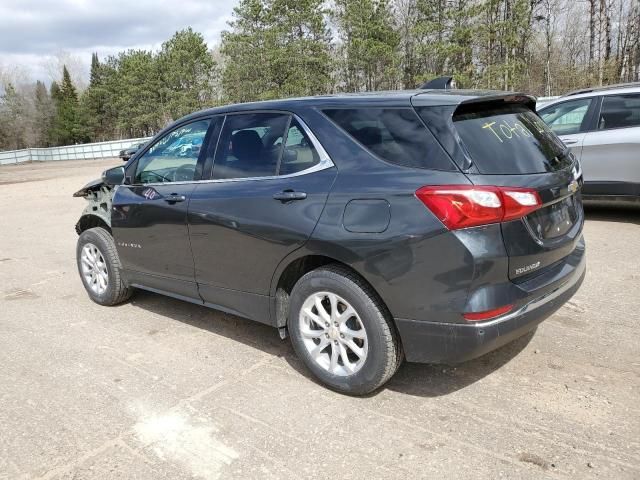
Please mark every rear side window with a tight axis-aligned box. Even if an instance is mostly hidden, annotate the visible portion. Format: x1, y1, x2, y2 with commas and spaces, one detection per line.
212, 113, 289, 180
323, 108, 455, 170
449, 105, 571, 174
598, 94, 640, 130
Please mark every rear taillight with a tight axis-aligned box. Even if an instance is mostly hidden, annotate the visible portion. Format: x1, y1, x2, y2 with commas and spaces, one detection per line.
415, 185, 541, 230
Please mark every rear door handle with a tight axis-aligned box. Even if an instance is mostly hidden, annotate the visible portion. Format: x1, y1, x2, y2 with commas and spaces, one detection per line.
560, 138, 578, 145
273, 190, 307, 202
164, 193, 186, 203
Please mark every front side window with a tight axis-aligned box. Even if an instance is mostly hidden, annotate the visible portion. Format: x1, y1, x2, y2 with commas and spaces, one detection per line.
598, 94, 640, 130
539, 98, 592, 135
212, 113, 290, 180
134, 119, 211, 183
279, 119, 321, 175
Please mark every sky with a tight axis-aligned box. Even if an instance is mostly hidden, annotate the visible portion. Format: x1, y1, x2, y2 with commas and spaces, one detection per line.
0, 0, 236, 85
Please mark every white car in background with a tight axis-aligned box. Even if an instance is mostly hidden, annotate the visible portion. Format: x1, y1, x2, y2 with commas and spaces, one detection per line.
538, 83, 640, 202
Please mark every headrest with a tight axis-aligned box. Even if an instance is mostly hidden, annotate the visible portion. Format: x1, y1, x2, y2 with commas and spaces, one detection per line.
232, 130, 262, 161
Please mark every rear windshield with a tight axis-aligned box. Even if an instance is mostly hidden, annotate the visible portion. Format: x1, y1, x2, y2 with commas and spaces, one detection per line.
323, 108, 455, 171
451, 105, 571, 174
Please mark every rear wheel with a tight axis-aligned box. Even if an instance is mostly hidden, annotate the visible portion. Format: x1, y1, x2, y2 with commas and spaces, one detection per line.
76, 227, 132, 306
288, 264, 402, 395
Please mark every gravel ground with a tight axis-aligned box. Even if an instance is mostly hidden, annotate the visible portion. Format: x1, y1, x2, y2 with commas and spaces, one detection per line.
0, 159, 639, 480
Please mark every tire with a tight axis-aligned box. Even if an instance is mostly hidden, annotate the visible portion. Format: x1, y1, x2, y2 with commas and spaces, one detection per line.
288, 264, 402, 395
76, 227, 132, 306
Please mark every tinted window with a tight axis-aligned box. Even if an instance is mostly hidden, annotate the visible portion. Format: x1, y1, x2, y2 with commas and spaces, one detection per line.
278, 119, 320, 175
598, 94, 640, 130
539, 98, 593, 135
135, 119, 210, 183
213, 113, 290, 180
323, 108, 455, 170
451, 105, 570, 174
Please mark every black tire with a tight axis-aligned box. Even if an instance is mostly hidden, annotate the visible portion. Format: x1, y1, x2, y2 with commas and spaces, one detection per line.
76, 227, 132, 306
288, 264, 402, 395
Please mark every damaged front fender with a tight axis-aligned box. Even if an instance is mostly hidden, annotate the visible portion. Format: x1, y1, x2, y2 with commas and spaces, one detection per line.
73, 178, 114, 233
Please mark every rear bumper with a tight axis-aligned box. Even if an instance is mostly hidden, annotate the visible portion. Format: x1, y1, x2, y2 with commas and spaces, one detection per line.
395, 251, 586, 364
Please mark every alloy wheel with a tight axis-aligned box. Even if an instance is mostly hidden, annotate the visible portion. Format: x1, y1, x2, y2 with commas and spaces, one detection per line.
298, 291, 368, 376
80, 243, 109, 295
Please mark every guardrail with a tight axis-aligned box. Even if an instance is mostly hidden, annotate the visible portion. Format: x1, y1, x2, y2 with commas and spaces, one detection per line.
0, 137, 152, 166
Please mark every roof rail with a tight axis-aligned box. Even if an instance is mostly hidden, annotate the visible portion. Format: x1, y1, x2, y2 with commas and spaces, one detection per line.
563, 82, 640, 97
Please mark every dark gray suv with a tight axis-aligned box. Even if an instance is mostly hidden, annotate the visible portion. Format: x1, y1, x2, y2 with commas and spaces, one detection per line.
74, 90, 586, 395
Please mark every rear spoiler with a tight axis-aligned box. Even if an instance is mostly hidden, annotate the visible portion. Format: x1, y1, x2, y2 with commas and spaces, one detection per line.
411, 91, 536, 112
453, 93, 536, 116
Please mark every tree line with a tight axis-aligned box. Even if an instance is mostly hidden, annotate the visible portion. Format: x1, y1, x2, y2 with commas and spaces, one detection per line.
1, 0, 639, 151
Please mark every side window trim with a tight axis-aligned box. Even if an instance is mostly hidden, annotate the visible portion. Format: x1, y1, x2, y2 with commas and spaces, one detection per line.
275, 115, 293, 176
127, 116, 214, 185
201, 114, 226, 181
583, 96, 602, 132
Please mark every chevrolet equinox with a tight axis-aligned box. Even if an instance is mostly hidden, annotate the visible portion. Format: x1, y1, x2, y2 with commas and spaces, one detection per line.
74, 90, 586, 395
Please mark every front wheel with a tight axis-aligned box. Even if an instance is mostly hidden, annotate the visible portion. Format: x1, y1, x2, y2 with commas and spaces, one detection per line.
288, 264, 402, 395
76, 227, 132, 306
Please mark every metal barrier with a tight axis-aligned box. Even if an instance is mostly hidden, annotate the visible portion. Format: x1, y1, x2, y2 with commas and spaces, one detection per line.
0, 137, 152, 166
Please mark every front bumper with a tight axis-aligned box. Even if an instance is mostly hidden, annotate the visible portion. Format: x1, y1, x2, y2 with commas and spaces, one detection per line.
395, 252, 586, 364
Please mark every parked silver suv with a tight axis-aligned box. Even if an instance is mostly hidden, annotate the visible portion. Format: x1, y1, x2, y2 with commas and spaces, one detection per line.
538, 83, 640, 201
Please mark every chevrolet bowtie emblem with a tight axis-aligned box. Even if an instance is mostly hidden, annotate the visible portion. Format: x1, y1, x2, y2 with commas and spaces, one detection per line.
568, 180, 579, 194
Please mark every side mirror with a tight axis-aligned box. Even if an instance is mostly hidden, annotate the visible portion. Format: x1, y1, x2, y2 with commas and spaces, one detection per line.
102, 166, 125, 186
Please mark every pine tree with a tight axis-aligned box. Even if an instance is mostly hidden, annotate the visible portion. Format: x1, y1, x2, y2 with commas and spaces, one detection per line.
266, 0, 333, 97
82, 53, 115, 141
33, 81, 55, 147
0, 83, 27, 149
52, 66, 83, 145
334, 0, 400, 91
221, 0, 271, 103
221, 0, 332, 102
112, 50, 163, 137
158, 28, 218, 120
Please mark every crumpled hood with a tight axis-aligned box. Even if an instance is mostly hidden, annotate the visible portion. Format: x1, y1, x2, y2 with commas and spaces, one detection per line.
73, 178, 106, 197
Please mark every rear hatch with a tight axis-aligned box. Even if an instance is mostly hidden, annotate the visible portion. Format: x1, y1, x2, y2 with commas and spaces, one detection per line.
414, 94, 584, 281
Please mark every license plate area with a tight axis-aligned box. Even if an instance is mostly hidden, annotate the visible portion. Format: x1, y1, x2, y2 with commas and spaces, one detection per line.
524, 195, 580, 242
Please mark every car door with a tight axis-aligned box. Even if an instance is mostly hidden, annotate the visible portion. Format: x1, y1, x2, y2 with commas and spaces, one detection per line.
538, 97, 597, 159
112, 117, 218, 299
188, 112, 337, 323
580, 93, 640, 196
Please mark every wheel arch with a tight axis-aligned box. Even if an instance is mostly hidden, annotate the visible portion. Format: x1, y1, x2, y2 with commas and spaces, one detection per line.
75, 214, 112, 236
271, 253, 391, 330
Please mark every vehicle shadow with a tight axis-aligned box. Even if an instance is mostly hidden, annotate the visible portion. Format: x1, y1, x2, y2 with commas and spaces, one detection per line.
130, 290, 535, 398
130, 290, 294, 359
583, 202, 640, 225
384, 331, 535, 398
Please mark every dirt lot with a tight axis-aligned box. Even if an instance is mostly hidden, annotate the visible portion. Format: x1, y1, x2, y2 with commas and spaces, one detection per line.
0, 159, 638, 480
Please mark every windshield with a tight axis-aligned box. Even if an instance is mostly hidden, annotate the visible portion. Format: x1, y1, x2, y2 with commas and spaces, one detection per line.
452, 105, 571, 174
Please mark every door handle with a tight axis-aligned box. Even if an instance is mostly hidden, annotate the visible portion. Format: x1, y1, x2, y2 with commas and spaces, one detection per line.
561, 139, 578, 145
273, 190, 307, 202
164, 193, 186, 203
